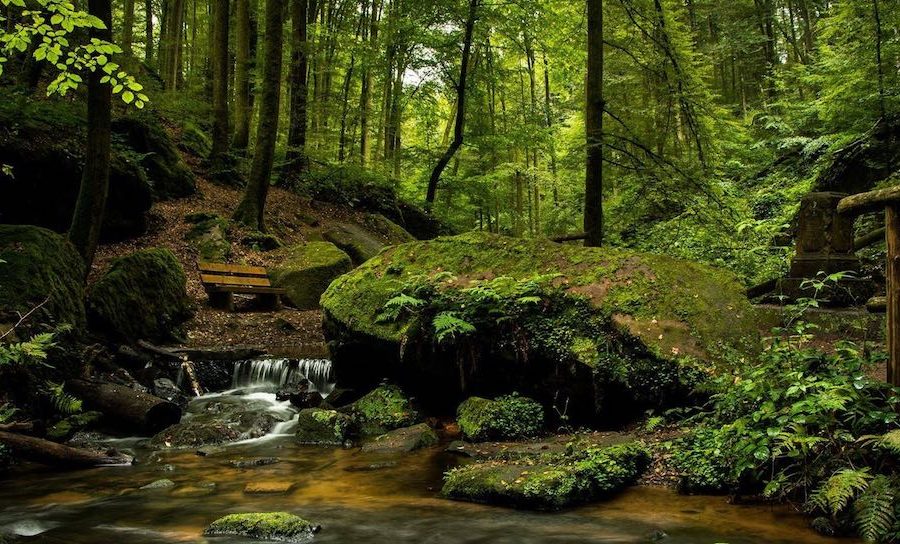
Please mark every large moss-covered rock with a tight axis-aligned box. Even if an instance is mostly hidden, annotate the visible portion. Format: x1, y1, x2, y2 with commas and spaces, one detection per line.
360, 423, 438, 454
295, 408, 353, 445
339, 385, 420, 437
185, 214, 232, 262
112, 111, 196, 199
204, 512, 320, 541
457, 394, 543, 442
150, 398, 282, 449
442, 442, 650, 510
322, 233, 758, 421
0, 225, 86, 331
271, 243, 353, 310
323, 223, 385, 265
88, 248, 192, 342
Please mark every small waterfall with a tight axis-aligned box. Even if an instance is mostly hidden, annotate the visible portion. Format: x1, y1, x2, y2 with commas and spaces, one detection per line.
231, 358, 334, 397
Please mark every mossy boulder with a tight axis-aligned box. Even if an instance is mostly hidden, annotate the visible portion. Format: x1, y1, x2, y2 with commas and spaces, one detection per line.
339, 385, 420, 437
360, 423, 438, 454
150, 399, 281, 449
242, 232, 283, 251
87, 248, 192, 342
457, 394, 543, 442
295, 408, 353, 445
323, 223, 385, 265
0, 225, 86, 332
270, 243, 353, 310
185, 214, 232, 262
442, 442, 650, 510
112, 111, 196, 199
204, 512, 320, 541
46, 411, 103, 442
321, 232, 758, 421
362, 213, 415, 244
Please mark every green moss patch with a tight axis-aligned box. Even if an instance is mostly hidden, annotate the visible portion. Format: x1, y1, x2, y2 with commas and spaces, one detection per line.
87, 248, 192, 342
360, 423, 438, 454
457, 394, 544, 442
339, 385, 420, 437
442, 442, 650, 510
204, 512, 320, 541
47, 411, 102, 442
295, 408, 353, 445
0, 225, 86, 332
185, 215, 232, 262
323, 223, 385, 265
271, 243, 353, 310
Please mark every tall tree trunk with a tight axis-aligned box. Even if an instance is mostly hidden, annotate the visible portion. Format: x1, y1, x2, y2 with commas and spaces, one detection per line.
359, 0, 381, 166
233, 0, 252, 149
122, 0, 135, 54
281, 0, 312, 182
338, 54, 356, 162
209, 0, 231, 170
69, 0, 112, 271
584, 0, 603, 247
542, 50, 558, 206
164, 0, 185, 89
425, 0, 478, 207
144, 0, 153, 63
873, 0, 886, 118
234, 0, 285, 230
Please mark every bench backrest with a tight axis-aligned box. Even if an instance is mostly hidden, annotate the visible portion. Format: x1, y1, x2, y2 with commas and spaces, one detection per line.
198, 262, 273, 288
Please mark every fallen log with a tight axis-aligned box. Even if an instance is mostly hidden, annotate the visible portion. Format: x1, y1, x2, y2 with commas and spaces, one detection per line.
0, 431, 132, 468
0, 422, 34, 433
551, 232, 588, 243
855, 227, 886, 250
67, 379, 182, 434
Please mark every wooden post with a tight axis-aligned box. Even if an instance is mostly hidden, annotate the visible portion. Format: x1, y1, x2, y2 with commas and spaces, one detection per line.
887, 205, 900, 386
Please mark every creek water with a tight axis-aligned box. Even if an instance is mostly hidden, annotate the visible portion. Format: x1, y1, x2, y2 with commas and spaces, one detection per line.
0, 359, 857, 543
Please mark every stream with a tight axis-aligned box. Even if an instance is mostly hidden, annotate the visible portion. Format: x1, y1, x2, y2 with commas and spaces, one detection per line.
0, 358, 856, 543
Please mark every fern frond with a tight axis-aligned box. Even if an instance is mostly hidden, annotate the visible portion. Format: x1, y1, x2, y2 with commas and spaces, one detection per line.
878, 430, 900, 455
47, 382, 82, 415
853, 475, 896, 543
810, 468, 872, 515
0, 403, 16, 424
433, 312, 476, 343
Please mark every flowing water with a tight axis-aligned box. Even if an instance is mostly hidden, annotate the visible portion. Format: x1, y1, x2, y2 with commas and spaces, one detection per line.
0, 358, 858, 543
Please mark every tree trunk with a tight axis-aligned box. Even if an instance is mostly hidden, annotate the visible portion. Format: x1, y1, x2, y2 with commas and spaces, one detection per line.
67, 379, 182, 434
68, 0, 112, 271
122, 0, 135, 54
209, 0, 231, 170
542, 50, 558, 206
359, 0, 381, 166
0, 431, 133, 468
584, 0, 603, 247
144, 0, 153, 63
233, 0, 252, 149
233, 0, 285, 230
425, 0, 478, 207
281, 0, 312, 181
873, 0, 886, 118
164, 0, 185, 89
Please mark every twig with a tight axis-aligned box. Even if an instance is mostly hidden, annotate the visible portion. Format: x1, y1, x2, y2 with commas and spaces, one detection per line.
0, 297, 50, 341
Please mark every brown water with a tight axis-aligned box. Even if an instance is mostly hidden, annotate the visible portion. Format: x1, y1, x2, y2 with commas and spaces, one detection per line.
0, 390, 858, 544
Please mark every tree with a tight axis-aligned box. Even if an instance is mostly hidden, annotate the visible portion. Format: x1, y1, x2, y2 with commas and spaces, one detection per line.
584, 0, 603, 247
233, 0, 285, 230
233, 0, 252, 150
209, 0, 231, 171
68, 0, 113, 270
280, 0, 312, 182
425, 0, 479, 208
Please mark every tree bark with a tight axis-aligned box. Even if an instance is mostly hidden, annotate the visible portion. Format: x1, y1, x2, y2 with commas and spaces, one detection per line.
67, 379, 182, 434
68, 0, 112, 271
122, 0, 135, 54
281, 0, 312, 181
233, 0, 285, 230
873, 0, 886, 118
144, 0, 153, 63
233, 0, 252, 149
359, 0, 381, 166
0, 431, 133, 468
425, 0, 479, 207
209, 0, 231, 170
584, 0, 604, 247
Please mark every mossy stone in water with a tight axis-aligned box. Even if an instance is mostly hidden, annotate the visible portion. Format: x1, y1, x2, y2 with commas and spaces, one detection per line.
361, 423, 438, 454
0, 225, 86, 333
442, 442, 650, 510
88, 248, 192, 342
204, 512, 320, 541
457, 394, 543, 442
295, 408, 353, 445
270, 243, 353, 310
340, 385, 420, 437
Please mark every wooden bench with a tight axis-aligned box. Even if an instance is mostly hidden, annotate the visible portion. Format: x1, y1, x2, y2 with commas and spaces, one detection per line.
198, 262, 286, 312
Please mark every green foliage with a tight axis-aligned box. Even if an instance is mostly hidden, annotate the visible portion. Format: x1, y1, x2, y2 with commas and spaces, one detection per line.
46, 381, 82, 415
340, 385, 420, 437
0, 332, 56, 367
854, 476, 898, 543
810, 468, 873, 516
457, 393, 544, 442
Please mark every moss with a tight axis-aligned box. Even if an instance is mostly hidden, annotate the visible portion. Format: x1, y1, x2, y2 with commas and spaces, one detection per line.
185, 216, 232, 262
46, 411, 102, 442
295, 408, 353, 445
242, 232, 283, 251
322, 223, 385, 265
0, 225, 86, 331
112, 111, 196, 199
204, 512, 319, 541
340, 385, 420, 437
442, 442, 651, 510
179, 121, 212, 157
457, 394, 544, 442
361, 423, 439, 453
270, 242, 353, 310
87, 248, 192, 342
362, 213, 415, 244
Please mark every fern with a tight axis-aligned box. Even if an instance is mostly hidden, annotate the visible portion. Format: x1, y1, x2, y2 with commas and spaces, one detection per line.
810, 468, 872, 515
0, 332, 56, 367
878, 430, 900, 455
433, 312, 476, 343
853, 475, 896, 543
0, 403, 15, 424
376, 293, 426, 323
47, 382, 83, 415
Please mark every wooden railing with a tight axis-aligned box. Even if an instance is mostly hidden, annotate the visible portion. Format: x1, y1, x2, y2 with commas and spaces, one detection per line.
838, 186, 900, 386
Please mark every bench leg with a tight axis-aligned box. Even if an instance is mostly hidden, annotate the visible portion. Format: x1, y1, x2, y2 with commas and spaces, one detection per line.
258, 294, 281, 311
209, 291, 234, 312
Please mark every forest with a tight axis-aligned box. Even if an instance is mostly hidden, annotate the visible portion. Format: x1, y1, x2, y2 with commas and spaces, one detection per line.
1, 0, 900, 542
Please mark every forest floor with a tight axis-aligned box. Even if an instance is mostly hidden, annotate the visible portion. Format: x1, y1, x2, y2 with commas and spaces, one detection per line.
90, 146, 388, 351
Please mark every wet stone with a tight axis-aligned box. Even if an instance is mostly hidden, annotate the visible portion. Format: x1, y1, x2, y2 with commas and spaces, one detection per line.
243, 482, 295, 495
230, 457, 281, 469
140, 479, 175, 490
